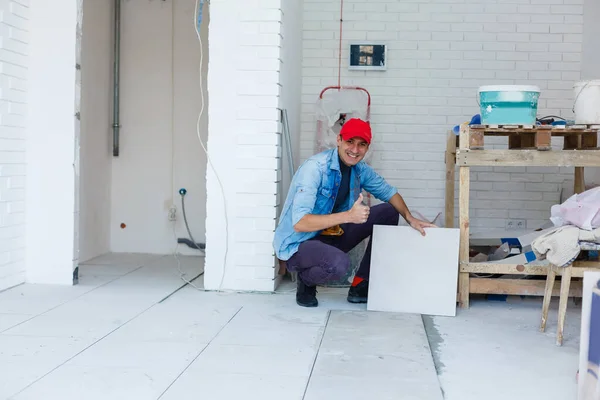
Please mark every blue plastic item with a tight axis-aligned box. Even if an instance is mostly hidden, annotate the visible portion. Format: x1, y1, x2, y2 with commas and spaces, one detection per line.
478, 85, 540, 125
452, 114, 481, 135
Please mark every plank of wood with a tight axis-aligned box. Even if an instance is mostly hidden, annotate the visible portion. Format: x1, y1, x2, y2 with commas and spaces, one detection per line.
564, 134, 582, 150
540, 267, 556, 332
573, 260, 600, 268
574, 167, 585, 194
556, 266, 573, 345
459, 124, 469, 149
582, 133, 598, 148
470, 124, 598, 135
458, 166, 470, 309
461, 262, 600, 278
536, 130, 552, 150
445, 131, 456, 229
457, 149, 600, 167
469, 129, 484, 149
469, 277, 583, 297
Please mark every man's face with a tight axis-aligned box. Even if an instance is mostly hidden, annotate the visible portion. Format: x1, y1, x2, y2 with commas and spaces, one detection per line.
337, 135, 369, 166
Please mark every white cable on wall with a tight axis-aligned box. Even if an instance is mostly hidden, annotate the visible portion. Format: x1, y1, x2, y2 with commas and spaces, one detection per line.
194, 0, 230, 291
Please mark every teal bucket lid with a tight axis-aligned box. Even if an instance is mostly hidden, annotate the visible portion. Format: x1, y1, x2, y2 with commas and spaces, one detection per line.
479, 85, 540, 94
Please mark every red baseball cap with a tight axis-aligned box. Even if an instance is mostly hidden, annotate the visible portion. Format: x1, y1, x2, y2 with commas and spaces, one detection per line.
340, 118, 372, 144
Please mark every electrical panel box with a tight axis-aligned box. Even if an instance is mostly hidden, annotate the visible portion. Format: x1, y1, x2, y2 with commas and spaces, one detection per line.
349, 43, 386, 71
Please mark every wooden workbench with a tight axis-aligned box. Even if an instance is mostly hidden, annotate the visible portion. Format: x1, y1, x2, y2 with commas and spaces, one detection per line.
445, 124, 600, 308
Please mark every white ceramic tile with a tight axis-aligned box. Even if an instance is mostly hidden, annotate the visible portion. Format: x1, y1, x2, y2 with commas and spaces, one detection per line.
367, 226, 460, 317
190, 344, 316, 377
0, 284, 98, 315
0, 336, 94, 398
77, 264, 141, 277
0, 260, 586, 400
304, 375, 442, 400
3, 314, 126, 339
67, 337, 207, 371
212, 324, 325, 349
327, 309, 422, 329
225, 303, 329, 329
108, 302, 239, 343
80, 252, 162, 266
0, 361, 57, 399
312, 352, 438, 381
0, 314, 33, 332
320, 312, 432, 359
307, 310, 443, 399
161, 373, 306, 400
144, 254, 205, 272
11, 365, 174, 400
433, 299, 581, 400
320, 326, 422, 357
0, 335, 93, 363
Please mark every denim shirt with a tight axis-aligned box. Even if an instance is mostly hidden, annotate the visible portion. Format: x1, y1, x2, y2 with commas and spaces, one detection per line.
273, 148, 398, 261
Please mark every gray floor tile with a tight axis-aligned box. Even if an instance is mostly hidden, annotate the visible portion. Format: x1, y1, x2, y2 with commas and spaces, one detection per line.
190, 344, 316, 377
0, 313, 33, 332
11, 365, 174, 400
160, 373, 306, 400
304, 375, 442, 400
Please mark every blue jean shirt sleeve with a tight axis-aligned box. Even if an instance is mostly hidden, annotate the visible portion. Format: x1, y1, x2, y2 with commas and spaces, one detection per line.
291, 159, 321, 226
359, 163, 398, 202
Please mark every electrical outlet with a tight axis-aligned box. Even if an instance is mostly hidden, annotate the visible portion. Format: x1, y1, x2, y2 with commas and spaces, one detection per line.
168, 206, 177, 221
505, 219, 526, 230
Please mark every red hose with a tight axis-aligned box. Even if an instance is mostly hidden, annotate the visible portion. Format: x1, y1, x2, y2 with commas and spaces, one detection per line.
338, 0, 343, 88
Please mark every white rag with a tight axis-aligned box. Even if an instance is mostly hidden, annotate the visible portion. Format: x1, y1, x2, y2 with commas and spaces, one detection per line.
532, 226, 600, 267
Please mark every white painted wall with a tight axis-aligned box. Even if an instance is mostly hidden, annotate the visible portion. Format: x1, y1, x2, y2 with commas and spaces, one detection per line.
79, 0, 112, 263
280, 0, 304, 199
205, 0, 284, 291
108, 0, 208, 256
301, 0, 588, 231
27, 0, 78, 284
582, 0, 600, 186
0, 0, 28, 291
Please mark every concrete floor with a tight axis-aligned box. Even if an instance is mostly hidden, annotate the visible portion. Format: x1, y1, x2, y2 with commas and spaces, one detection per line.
0, 254, 582, 399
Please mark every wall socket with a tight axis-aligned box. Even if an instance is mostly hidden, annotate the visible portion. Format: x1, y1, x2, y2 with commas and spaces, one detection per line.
505, 219, 526, 230
168, 205, 177, 221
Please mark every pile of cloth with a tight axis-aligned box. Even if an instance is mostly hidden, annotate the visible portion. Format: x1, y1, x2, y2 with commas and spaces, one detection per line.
532, 187, 600, 267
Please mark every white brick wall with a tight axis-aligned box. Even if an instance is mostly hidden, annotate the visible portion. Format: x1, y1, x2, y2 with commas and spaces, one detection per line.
0, 0, 28, 291
205, 0, 285, 291
301, 0, 585, 231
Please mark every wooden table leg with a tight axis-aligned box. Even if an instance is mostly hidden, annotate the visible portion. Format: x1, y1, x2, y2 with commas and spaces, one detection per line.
540, 267, 556, 332
458, 125, 470, 309
574, 167, 585, 194
458, 167, 470, 307
556, 266, 573, 346
445, 131, 456, 229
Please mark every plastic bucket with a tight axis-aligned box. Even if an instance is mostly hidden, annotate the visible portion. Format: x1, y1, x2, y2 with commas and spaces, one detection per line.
478, 85, 540, 125
574, 80, 600, 124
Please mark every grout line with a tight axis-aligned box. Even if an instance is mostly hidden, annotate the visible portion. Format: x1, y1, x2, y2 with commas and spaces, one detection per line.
158, 272, 205, 303
0, 265, 145, 335
301, 309, 331, 400
421, 315, 446, 400
156, 306, 245, 400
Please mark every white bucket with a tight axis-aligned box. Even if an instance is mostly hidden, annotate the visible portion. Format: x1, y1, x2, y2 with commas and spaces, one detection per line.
574, 80, 600, 124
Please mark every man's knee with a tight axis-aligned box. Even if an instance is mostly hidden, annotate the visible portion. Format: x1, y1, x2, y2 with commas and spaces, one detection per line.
377, 203, 400, 225
325, 252, 350, 281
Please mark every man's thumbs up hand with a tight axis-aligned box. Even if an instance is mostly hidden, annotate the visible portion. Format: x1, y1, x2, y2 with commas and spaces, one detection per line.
347, 193, 370, 224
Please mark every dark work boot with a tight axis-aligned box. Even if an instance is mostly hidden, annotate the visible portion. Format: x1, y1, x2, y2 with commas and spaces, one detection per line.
296, 276, 318, 307
347, 279, 369, 304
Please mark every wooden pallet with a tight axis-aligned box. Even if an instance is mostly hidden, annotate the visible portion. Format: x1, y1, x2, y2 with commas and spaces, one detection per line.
459, 124, 600, 151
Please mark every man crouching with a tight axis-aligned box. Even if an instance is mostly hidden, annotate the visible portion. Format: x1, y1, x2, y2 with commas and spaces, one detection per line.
273, 118, 435, 307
